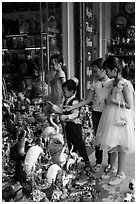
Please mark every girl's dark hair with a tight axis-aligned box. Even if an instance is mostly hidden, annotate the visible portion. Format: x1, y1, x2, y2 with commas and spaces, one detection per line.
91, 58, 104, 70
50, 53, 68, 79
49, 53, 64, 65
103, 56, 123, 72
62, 79, 77, 93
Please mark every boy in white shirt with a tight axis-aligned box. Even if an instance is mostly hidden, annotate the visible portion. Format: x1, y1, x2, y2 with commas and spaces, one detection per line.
60, 79, 90, 169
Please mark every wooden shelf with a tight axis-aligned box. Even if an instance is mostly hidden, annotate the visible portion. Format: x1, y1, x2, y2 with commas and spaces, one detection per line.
4, 29, 59, 38
110, 43, 135, 48
108, 54, 135, 58
2, 47, 47, 51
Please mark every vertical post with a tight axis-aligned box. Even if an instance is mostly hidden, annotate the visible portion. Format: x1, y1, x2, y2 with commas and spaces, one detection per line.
46, 3, 51, 96
62, 2, 75, 79
46, 3, 50, 72
99, 2, 111, 59
99, 2, 102, 57
40, 2, 44, 106
80, 2, 85, 99
62, 3, 68, 74
80, 2, 83, 99
82, 3, 86, 99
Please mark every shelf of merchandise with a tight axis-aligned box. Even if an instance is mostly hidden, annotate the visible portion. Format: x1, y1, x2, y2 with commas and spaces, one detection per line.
108, 41, 135, 88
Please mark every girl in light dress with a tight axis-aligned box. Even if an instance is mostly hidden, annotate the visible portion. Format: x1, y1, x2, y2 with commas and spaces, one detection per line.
96, 56, 135, 185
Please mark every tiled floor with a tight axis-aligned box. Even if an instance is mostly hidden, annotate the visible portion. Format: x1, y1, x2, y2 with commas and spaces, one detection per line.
87, 148, 135, 202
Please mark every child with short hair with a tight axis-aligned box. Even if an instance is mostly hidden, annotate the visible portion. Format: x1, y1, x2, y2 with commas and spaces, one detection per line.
60, 79, 90, 169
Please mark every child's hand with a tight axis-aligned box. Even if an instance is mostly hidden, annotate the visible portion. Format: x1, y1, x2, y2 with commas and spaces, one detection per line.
105, 97, 113, 104
106, 97, 119, 105
60, 115, 68, 122
90, 137, 96, 149
111, 98, 118, 104
65, 105, 72, 111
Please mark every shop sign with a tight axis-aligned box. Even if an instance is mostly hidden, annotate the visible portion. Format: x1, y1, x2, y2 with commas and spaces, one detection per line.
82, 2, 93, 98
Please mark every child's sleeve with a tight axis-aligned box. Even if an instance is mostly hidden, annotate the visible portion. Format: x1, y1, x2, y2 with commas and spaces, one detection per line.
58, 70, 66, 83
58, 70, 66, 78
90, 81, 95, 91
68, 100, 79, 120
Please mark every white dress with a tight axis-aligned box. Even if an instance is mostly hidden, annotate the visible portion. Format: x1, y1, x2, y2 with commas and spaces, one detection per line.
96, 78, 135, 153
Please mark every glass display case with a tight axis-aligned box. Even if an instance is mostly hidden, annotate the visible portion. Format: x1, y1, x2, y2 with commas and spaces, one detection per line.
2, 2, 63, 92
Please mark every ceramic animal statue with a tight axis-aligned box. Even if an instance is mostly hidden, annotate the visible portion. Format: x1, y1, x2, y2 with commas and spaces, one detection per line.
66, 157, 75, 170
59, 144, 68, 168
42, 113, 64, 145
48, 142, 63, 164
44, 113, 65, 164
49, 113, 64, 145
42, 126, 56, 142
62, 172, 73, 187
69, 144, 79, 161
46, 164, 61, 184
23, 145, 43, 175
69, 144, 83, 164
66, 145, 83, 170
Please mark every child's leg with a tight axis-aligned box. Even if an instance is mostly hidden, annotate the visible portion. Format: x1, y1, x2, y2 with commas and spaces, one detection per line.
65, 123, 73, 151
66, 122, 89, 162
92, 110, 102, 135
95, 146, 103, 164
104, 152, 112, 173
117, 151, 126, 175
101, 152, 117, 179
107, 152, 111, 164
75, 124, 89, 162
108, 151, 126, 185
92, 110, 103, 164
110, 152, 117, 169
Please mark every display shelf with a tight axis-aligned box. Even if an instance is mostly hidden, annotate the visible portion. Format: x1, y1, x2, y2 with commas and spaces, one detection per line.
2, 47, 47, 51
4, 29, 59, 38
108, 41, 135, 61
110, 43, 135, 48
2, 2, 62, 93
108, 39, 135, 88
108, 54, 135, 58
2, 64, 14, 67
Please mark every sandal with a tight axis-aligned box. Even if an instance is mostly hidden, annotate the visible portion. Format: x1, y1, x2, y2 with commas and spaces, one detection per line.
104, 164, 111, 173
109, 173, 125, 186
101, 168, 117, 179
